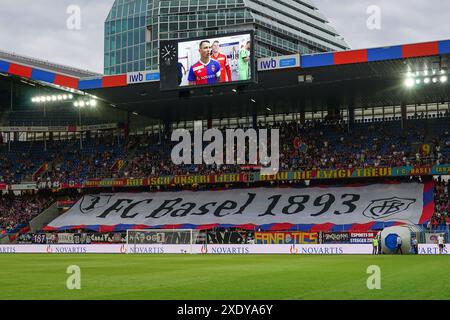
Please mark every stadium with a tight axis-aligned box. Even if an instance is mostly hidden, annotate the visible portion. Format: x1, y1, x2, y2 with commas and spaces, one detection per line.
0, 0, 450, 301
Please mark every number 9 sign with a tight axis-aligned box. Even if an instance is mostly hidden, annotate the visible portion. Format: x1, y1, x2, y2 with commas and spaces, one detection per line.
420, 144, 430, 155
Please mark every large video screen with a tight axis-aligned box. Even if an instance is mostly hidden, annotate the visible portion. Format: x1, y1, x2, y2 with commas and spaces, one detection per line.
177, 32, 254, 88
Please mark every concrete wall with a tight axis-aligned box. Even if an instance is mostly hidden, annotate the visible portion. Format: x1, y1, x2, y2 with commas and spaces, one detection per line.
29, 202, 60, 233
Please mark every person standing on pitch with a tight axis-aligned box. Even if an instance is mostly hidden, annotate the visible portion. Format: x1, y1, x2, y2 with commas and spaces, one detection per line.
395, 235, 403, 254
437, 233, 445, 254
377, 231, 382, 254
411, 236, 418, 254
372, 237, 378, 255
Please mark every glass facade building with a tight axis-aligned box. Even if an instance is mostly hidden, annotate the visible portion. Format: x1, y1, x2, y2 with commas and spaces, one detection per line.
104, 0, 349, 75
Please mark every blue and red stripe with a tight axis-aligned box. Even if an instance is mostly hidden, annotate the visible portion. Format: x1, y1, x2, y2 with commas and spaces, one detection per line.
43, 221, 423, 233
0, 39, 448, 90
419, 181, 435, 224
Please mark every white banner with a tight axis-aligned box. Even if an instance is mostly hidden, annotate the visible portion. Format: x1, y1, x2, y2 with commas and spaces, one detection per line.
10, 183, 37, 190
0, 244, 372, 254
57, 233, 75, 244
0, 123, 117, 133
0, 126, 55, 132
198, 244, 372, 255
418, 244, 449, 254
47, 183, 426, 229
77, 123, 118, 132
424, 233, 443, 244
0, 245, 122, 254
1, 244, 447, 254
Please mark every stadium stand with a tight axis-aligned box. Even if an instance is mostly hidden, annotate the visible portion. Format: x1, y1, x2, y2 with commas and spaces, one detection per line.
430, 178, 450, 231
7, 110, 105, 127
0, 191, 55, 236
0, 115, 449, 240
0, 38, 449, 246
1, 176, 449, 240
2, 115, 447, 184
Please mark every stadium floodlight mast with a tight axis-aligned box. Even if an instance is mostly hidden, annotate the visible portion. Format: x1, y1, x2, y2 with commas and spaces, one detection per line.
72, 97, 99, 150
404, 78, 414, 88
31, 93, 73, 103
73, 98, 97, 108
405, 69, 447, 88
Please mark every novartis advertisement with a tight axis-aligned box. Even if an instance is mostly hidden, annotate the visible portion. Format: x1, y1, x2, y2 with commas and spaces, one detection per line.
1, 244, 447, 254
0, 244, 371, 254
418, 244, 449, 255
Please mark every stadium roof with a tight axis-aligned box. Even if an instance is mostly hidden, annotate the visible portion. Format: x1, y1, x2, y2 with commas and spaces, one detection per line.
0, 49, 100, 78
0, 39, 449, 121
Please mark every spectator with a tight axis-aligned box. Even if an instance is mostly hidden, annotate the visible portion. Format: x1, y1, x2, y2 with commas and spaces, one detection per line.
411, 236, 418, 254
396, 235, 403, 255
437, 233, 445, 254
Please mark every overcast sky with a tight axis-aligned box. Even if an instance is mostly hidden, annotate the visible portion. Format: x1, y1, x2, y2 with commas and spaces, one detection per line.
0, 0, 449, 74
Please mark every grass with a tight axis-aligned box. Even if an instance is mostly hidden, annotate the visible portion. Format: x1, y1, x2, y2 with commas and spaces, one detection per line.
0, 254, 449, 300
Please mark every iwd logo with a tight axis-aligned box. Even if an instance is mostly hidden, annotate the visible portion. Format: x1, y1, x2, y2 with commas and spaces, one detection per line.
46, 245, 53, 253
201, 243, 208, 254
289, 245, 298, 254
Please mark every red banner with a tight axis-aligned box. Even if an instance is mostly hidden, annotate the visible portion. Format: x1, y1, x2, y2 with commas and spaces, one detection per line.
57, 200, 77, 209
33, 163, 48, 181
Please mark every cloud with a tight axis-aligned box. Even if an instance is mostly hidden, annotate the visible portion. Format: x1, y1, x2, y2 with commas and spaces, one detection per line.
0, 0, 448, 74
313, 0, 450, 49
0, 0, 114, 73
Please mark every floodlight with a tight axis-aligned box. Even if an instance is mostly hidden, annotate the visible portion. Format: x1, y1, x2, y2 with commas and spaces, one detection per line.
404, 78, 414, 88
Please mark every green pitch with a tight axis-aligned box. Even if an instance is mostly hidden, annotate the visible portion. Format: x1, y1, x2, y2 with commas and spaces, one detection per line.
0, 254, 449, 300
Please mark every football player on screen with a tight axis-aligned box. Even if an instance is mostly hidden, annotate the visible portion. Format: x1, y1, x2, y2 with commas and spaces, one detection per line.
211, 40, 232, 82
188, 40, 221, 86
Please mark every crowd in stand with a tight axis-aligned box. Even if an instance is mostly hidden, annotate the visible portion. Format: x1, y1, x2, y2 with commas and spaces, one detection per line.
1, 118, 449, 184
0, 193, 55, 235
1, 117, 450, 237
126, 118, 449, 178
0, 139, 69, 184
270, 120, 430, 171
53, 118, 449, 182
0, 135, 125, 184
430, 179, 450, 230
0, 154, 38, 185
101, 118, 450, 179
0, 177, 449, 236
